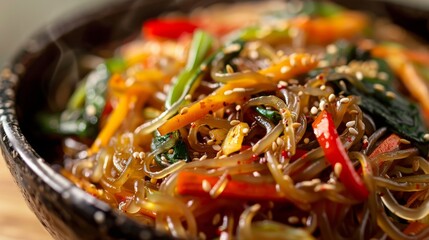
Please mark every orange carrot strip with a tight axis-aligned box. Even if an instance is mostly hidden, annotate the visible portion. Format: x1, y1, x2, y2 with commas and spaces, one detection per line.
176, 171, 286, 201
90, 94, 132, 154
371, 45, 429, 120
403, 222, 429, 235
259, 53, 319, 81
158, 53, 319, 135
372, 45, 429, 68
158, 78, 276, 135
396, 62, 429, 121
292, 11, 368, 45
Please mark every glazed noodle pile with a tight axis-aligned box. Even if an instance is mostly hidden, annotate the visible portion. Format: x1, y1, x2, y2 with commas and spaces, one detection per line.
41, 1, 429, 239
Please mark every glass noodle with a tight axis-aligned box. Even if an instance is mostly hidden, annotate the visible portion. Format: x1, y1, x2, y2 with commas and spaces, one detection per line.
44, 1, 429, 239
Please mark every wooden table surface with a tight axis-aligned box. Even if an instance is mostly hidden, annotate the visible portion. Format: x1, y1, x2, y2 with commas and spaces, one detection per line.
0, 155, 52, 240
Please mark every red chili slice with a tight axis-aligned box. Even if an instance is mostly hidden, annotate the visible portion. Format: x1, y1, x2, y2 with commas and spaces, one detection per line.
142, 18, 198, 40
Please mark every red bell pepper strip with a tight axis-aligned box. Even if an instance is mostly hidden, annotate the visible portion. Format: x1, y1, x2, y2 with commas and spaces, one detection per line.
403, 222, 429, 235
369, 133, 401, 158
357, 133, 401, 175
312, 110, 369, 200
176, 171, 286, 201
142, 18, 198, 40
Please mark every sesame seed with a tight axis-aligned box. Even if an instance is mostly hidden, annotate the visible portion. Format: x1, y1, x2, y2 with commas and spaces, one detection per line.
374, 83, 385, 92
160, 155, 167, 162
289, 57, 296, 67
212, 145, 221, 151
199, 154, 208, 161
346, 120, 356, 128
303, 138, 310, 144
328, 94, 336, 103
242, 128, 249, 134
235, 105, 242, 111
132, 152, 139, 158
355, 71, 363, 81
349, 110, 359, 115
288, 216, 299, 224
185, 94, 192, 101
320, 85, 326, 90
277, 164, 283, 170
400, 139, 410, 144
292, 122, 302, 128
378, 72, 388, 81
276, 137, 284, 146
348, 127, 359, 135
249, 50, 259, 59
139, 152, 146, 159
334, 163, 342, 177
386, 91, 396, 99
202, 180, 212, 192
314, 183, 335, 192
319, 100, 327, 111
278, 80, 288, 87
230, 120, 240, 125
298, 91, 304, 96
340, 98, 350, 104
424, 134, 429, 141
281, 66, 291, 74
223, 43, 241, 54
180, 107, 189, 115
310, 106, 319, 115
299, 179, 321, 188
207, 139, 214, 145
253, 171, 261, 177
272, 141, 278, 151
224, 90, 233, 96
277, 50, 285, 57
168, 149, 174, 154
327, 44, 338, 54
226, 64, 234, 73
85, 105, 96, 116
233, 87, 246, 93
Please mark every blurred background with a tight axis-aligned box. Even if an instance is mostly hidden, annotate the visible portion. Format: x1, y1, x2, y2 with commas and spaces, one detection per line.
0, 1, 108, 239
0, 0, 109, 65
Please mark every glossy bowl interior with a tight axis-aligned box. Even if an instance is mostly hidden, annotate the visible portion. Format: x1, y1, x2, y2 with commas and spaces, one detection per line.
1, 0, 428, 239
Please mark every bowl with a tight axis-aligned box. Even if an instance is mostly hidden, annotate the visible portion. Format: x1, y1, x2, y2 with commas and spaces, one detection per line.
0, 0, 428, 239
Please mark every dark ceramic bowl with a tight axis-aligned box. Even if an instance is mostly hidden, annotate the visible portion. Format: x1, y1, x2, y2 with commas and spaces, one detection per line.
1, 1, 428, 239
